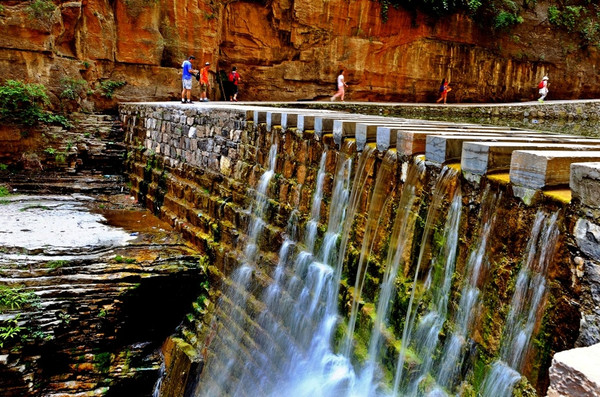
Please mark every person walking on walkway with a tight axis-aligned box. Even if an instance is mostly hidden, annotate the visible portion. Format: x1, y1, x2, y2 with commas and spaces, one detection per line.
229, 67, 241, 101
200, 62, 211, 102
331, 69, 348, 102
538, 76, 549, 102
181, 56, 198, 104
436, 78, 451, 104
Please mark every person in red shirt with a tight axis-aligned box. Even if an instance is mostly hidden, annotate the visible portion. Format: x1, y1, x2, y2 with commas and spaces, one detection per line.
200, 62, 210, 102
228, 66, 241, 102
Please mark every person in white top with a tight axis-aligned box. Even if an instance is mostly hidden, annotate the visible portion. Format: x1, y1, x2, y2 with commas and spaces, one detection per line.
331, 69, 348, 101
538, 76, 549, 102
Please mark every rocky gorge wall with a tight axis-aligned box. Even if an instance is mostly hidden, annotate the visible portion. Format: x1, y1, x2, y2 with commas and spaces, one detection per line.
119, 103, 600, 396
1, 0, 600, 111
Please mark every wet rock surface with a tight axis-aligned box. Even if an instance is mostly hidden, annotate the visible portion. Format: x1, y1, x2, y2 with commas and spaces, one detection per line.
0, 193, 204, 396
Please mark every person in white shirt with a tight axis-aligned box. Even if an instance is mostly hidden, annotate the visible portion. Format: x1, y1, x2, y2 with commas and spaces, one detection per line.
331, 69, 348, 101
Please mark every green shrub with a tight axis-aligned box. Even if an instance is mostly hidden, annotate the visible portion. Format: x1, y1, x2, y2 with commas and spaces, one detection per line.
59, 77, 87, 100
99, 80, 126, 99
0, 80, 70, 127
495, 10, 523, 30
27, 0, 56, 20
0, 316, 24, 348
0, 286, 39, 313
47, 260, 69, 270
0, 186, 9, 197
547, 3, 600, 48
114, 255, 136, 264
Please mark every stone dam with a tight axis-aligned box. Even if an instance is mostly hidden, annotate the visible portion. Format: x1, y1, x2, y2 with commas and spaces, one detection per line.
1, 102, 600, 396
118, 102, 600, 397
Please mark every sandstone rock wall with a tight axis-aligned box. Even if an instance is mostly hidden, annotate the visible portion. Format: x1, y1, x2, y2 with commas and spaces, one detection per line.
1, 0, 598, 110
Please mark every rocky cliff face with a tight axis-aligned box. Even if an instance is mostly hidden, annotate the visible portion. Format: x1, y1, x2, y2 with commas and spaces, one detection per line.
0, 0, 598, 109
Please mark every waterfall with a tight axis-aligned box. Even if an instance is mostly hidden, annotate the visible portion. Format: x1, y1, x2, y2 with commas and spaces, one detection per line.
403, 187, 462, 397
354, 159, 426, 396
480, 210, 560, 397
392, 166, 460, 396
257, 147, 355, 397
304, 152, 328, 253
435, 188, 500, 391
195, 143, 279, 397
343, 149, 399, 358
189, 131, 563, 397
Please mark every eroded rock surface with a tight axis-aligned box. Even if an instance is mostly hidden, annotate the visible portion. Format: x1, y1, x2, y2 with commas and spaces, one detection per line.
0, 0, 599, 107
547, 343, 600, 397
0, 194, 205, 396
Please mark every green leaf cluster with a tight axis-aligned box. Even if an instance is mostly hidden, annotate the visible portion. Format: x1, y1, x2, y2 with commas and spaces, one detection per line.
0, 316, 23, 348
60, 77, 87, 100
0, 286, 39, 313
378, 0, 525, 30
548, 2, 600, 48
0, 80, 70, 127
27, 0, 56, 20
99, 80, 126, 99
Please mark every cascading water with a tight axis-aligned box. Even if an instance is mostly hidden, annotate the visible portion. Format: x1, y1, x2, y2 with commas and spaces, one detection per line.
353, 158, 426, 396
195, 143, 279, 397
403, 186, 462, 397
343, 149, 399, 358
304, 152, 328, 253
435, 188, 500, 393
480, 210, 560, 397
191, 131, 563, 397
392, 166, 461, 396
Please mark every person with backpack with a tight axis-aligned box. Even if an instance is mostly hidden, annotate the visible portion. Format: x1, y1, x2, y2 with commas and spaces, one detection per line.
331, 69, 348, 101
538, 76, 549, 102
436, 78, 451, 104
228, 67, 241, 102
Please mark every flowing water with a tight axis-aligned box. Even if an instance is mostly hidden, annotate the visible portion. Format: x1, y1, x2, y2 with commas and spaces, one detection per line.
193, 138, 561, 397
353, 159, 426, 396
343, 149, 399, 358
392, 166, 460, 396
196, 144, 279, 397
480, 210, 560, 397
435, 188, 500, 392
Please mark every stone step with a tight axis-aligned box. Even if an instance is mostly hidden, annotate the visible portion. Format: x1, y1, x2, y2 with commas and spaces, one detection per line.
426, 135, 552, 164
462, 142, 600, 175
510, 150, 600, 189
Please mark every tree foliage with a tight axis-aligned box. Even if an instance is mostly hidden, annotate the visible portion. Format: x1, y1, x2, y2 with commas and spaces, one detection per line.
0, 80, 70, 127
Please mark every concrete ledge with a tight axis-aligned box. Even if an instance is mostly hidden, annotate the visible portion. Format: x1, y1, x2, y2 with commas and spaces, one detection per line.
463, 143, 600, 175
266, 111, 282, 132
426, 135, 548, 164
571, 162, 600, 208
510, 150, 600, 189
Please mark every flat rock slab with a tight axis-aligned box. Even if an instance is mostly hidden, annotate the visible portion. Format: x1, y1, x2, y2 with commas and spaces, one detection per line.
510, 150, 600, 189
547, 343, 600, 397
463, 142, 600, 175
571, 162, 600, 208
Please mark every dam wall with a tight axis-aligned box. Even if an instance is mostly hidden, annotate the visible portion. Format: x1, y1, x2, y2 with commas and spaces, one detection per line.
119, 102, 600, 396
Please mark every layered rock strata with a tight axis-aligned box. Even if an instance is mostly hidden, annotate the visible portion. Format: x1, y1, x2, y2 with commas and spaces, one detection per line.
1, 0, 599, 109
